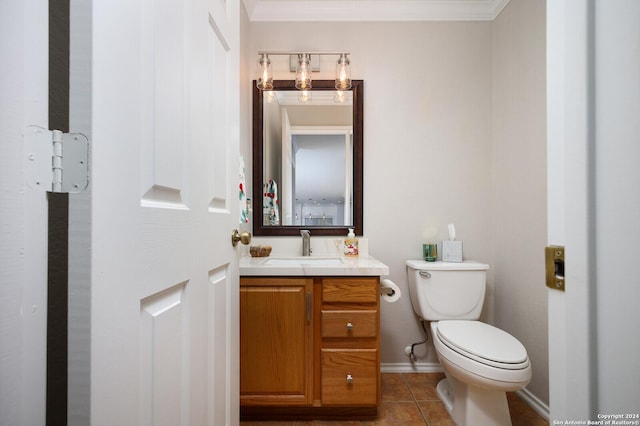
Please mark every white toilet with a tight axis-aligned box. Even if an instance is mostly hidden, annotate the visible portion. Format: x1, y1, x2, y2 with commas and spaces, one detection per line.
406, 260, 531, 426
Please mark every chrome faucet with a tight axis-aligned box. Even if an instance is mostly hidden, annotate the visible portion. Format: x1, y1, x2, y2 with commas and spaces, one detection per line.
300, 229, 311, 256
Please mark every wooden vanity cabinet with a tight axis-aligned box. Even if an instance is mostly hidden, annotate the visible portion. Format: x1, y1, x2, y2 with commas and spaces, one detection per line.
240, 277, 313, 406
319, 277, 380, 406
240, 276, 380, 418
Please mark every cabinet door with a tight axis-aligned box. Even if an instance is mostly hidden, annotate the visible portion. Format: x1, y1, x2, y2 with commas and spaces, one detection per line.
240, 278, 313, 405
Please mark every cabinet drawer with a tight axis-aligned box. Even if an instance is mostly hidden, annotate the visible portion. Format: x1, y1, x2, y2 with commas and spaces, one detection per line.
321, 350, 378, 406
321, 310, 377, 338
322, 278, 378, 303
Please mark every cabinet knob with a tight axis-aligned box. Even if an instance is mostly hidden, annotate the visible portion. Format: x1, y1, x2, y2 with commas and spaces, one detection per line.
346, 374, 354, 384
346, 322, 354, 330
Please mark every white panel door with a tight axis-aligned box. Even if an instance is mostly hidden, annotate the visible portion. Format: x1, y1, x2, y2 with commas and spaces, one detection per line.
90, 0, 240, 424
0, 0, 48, 424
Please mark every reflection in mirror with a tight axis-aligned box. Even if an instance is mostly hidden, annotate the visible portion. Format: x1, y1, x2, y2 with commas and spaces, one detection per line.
291, 132, 351, 226
264, 91, 352, 226
253, 80, 363, 236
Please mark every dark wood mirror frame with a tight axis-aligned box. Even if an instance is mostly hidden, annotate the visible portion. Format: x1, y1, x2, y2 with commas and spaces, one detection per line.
252, 79, 363, 236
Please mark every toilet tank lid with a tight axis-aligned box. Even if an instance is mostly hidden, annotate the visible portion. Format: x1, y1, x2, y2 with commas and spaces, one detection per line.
406, 260, 489, 271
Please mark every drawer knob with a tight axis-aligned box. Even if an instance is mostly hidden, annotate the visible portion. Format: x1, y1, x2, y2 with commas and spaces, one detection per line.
346, 374, 354, 384
346, 322, 354, 330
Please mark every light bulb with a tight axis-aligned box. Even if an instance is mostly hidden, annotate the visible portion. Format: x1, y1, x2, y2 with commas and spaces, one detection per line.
256, 54, 273, 90
295, 54, 312, 90
335, 53, 351, 90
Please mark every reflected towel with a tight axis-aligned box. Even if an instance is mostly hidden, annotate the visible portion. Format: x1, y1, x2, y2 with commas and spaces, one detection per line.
239, 155, 249, 224
263, 179, 280, 225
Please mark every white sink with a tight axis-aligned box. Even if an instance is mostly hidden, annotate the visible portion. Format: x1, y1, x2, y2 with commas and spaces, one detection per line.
263, 257, 344, 266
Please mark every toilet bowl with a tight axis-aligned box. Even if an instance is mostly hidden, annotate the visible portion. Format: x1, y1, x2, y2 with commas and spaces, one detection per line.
430, 320, 531, 425
405, 260, 532, 426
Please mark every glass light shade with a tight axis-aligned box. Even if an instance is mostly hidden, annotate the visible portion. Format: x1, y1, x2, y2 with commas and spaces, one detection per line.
256, 54, 273, 90
335, 53, 351, 90
295, 54, 312, 90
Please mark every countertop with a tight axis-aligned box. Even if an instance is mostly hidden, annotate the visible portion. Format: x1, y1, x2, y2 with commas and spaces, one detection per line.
239, 255, 390, 277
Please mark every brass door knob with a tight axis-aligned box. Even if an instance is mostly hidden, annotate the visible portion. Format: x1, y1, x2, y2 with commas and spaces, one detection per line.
231, 229, 251, 247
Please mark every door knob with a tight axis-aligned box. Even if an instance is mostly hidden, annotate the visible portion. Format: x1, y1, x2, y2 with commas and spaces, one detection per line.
231, 229, 251, 247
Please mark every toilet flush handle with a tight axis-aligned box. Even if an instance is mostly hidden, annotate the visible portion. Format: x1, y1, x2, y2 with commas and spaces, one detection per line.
419, 271, 431, 279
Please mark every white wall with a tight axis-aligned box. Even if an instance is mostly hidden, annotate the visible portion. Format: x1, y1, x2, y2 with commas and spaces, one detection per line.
492, 0, 548, 404
243, 0, 548, 408
248, 17, 494, 362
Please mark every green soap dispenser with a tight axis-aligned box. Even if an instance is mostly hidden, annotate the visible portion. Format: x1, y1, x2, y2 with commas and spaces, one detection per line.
344, 228, 359, 256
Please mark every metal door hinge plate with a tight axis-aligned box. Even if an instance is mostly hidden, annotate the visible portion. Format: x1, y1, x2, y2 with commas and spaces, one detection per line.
545, 245, 565, 291
24, 125, 89, 193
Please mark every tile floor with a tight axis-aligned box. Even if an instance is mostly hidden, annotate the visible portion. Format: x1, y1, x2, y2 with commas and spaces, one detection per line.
240, 372, 549, 426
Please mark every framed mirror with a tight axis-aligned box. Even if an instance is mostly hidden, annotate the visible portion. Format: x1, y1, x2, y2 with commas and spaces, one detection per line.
252, 80, 363, 236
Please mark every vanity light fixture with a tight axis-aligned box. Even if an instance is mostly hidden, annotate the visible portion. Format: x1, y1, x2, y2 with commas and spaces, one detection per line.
255, 51, 352, 92
335, 53, 351, 90
295, 53, 312, 90
256, 53, 273, 90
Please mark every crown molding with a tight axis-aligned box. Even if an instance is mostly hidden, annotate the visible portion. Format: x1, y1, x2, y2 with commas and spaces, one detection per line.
243, 0, 511, 22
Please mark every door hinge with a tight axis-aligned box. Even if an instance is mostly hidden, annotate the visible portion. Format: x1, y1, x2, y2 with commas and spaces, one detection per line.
24, 125, 89, 193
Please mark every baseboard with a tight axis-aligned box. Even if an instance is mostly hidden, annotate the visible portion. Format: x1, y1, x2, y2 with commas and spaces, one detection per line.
515, 387, 550, 421
380, 362, 444, 373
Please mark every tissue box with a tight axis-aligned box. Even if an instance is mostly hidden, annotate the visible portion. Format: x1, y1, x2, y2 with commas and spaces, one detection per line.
442, 241, 463, 262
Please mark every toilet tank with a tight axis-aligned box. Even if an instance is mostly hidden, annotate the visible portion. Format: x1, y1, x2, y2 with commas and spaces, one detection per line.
406, 260, 489, 321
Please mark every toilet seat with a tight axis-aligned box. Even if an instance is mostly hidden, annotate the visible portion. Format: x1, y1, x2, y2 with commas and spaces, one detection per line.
436, 320, 529, 370
431, 321, 531, 387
